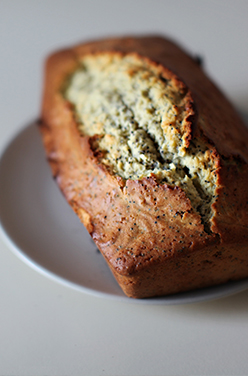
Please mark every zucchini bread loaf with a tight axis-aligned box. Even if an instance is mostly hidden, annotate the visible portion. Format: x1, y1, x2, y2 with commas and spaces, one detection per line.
40, 35, 248, 298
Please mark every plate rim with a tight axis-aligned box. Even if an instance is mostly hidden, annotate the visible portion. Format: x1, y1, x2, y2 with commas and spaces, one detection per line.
2, 220, 248, 305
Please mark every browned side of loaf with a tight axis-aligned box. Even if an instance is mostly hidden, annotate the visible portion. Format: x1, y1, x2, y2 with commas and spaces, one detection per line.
40, 36, 248, 298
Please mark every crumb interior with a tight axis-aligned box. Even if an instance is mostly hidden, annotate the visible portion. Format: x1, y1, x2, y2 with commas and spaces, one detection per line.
64, 53, 217, 227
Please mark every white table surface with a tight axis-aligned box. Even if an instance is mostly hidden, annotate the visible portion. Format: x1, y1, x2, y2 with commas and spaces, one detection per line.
1, 1, 248, 375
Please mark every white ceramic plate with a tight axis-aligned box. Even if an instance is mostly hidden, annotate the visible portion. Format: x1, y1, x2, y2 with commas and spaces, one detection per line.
1, 118, 248, 305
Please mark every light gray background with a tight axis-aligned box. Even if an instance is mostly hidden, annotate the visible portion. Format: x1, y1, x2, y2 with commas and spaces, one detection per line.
0, 1, 248, 375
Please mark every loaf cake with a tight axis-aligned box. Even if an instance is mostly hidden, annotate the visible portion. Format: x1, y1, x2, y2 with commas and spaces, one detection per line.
40, 35, 248, 298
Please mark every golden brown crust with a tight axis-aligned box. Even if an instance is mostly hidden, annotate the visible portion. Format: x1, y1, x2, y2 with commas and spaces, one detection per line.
40, 35, 248, 298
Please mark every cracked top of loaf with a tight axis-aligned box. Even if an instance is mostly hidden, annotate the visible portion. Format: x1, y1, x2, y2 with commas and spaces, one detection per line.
64, 52, 219, 228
